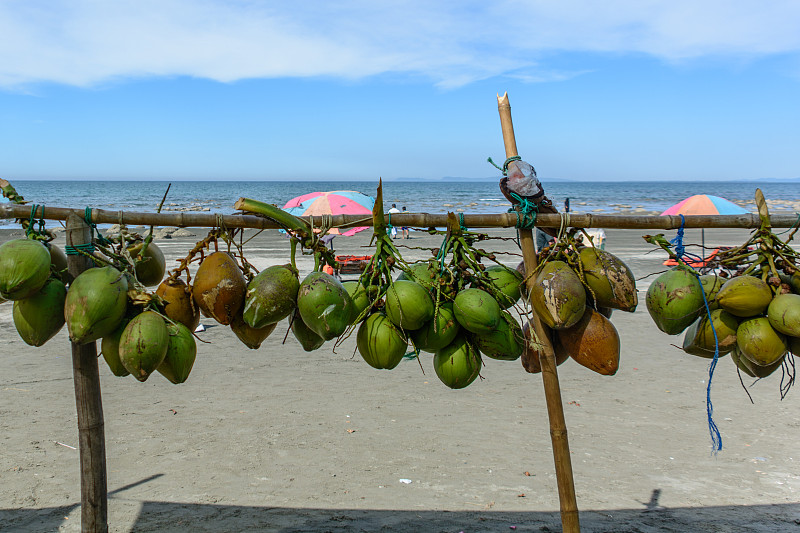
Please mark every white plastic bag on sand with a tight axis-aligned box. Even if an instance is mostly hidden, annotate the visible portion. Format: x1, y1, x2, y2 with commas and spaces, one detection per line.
506, 160, 543, 198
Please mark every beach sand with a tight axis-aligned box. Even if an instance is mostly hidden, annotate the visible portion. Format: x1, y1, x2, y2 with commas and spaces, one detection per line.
1, 225, 799, 532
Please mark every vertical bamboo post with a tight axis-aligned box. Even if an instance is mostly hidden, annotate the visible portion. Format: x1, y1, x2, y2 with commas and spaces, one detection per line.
497, 93, 580, 532
66, 212, 109, 533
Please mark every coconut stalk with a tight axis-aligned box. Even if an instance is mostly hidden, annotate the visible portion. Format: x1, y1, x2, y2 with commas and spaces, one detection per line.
232, 197, 336, 269
497, 92, 580, 532
66, 212, 108, 533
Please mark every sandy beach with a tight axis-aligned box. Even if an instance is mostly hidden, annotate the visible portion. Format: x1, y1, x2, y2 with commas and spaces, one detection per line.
1, 224, 799, 533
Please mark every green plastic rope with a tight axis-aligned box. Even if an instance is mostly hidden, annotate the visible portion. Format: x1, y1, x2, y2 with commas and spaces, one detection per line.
65, 243, 95, 256
436, 234, 449, 273
775, 212, 800, 236
84, 207, 111, 246
25, 204, 47, 238
458, 213, 467, 232
507, 192, 538, 229
487, 155, 522, 176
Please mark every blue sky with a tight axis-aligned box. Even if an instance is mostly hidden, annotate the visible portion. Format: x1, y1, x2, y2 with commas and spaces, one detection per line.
1, 1, 799, 181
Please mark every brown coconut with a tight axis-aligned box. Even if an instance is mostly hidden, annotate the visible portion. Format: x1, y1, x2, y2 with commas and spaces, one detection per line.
191, 252, 246, 325
156, 278, 200, 331
557, 308, 620, 376
520, 321, 569, 374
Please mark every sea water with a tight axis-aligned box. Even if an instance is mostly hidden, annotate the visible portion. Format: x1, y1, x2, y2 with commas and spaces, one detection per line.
2, 179, 799, 227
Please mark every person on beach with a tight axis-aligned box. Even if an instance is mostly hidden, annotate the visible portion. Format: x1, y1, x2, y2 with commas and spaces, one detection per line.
536, 228, 554, 252
388, 203, 401, 239
401, 206, 409, 239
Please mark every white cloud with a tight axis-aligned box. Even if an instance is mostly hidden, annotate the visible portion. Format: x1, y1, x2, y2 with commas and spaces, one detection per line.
1, 0, 798, 89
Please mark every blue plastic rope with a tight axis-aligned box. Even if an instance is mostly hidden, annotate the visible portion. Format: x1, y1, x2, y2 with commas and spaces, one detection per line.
670, 214, 705, 263
670, 215, 686, 258
671, 214, 722, 452
698, 276, 723, 453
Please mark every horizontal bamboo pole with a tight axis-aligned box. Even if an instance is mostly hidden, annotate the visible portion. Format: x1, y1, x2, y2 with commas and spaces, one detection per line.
0, 203, 795, 230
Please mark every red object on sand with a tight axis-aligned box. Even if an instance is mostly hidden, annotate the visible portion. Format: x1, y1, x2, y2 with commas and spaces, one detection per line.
663, 248, 720, 267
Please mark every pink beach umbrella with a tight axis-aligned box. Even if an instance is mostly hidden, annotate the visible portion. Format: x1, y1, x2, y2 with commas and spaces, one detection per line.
283, 190, 375, 236
660, 194, 748, 250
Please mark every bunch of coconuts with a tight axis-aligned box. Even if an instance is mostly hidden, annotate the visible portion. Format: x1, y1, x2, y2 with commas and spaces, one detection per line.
351, 260, 529, 390
177, 252, 355, 356
646, 267, 800, 378
520, 246, 638, 376
1, 236, 197, 384
228, 250, 532, 390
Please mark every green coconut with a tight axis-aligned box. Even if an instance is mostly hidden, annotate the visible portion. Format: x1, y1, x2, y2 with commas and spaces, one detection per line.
290, 309, 325, 352
119, 311, 169, 382
530, 260, 586, 330
730, 346, 757, 378
128, 241, 166, 287
482, 265, 524, 310
12, 278, 67, 347
681, 309, 739, 358
297, 271, 353, 341
433, 335, 482, 389
474, 311, 524, 361
732, 345, 784, 378
596, 306, 613, 319
736, 317, 787, 367
100, 321, 130, 377
767, 293, 800, 337
698, 274, 725, 311
356, 313, 408, 370
790, 335, 800, 357
645, 268, 704, 335
385, 280, 435, 331
233, 314, 272, 350
715, 275, 773, 317
0, 239, 51, 300
46, 243, 72, 284
786, 271, 800, 295
557, 308, 620, 376
410, 303, 460, 353
578, 248, 638, 312
157, 321, 197, 384
65, 266, 129, 344
242, 264, 299, 328
452, 287, 501, 335
231, 311, 277, 349
343, 280, 371, 324
398, 261, 438, 289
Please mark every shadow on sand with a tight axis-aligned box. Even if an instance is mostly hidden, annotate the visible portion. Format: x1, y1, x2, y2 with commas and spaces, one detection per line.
2, 495, 800, 533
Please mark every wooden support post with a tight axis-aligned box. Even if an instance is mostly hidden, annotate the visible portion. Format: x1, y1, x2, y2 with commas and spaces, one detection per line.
497, 93, 580, 532
66, 212, 109, 533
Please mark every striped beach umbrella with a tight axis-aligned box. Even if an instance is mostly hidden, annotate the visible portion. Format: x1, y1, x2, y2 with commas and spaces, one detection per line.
660, 195, 748, 217
660, 194, 749, 251
283, 190, 375, 236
